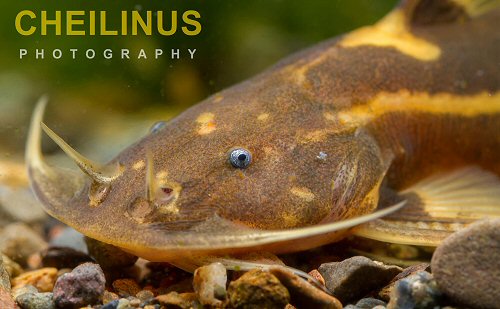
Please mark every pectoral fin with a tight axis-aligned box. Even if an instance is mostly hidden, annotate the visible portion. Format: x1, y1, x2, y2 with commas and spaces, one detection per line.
353, 166, 500, 246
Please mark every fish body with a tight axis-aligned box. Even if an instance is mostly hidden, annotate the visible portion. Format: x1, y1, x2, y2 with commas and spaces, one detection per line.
27, 0, 500, 263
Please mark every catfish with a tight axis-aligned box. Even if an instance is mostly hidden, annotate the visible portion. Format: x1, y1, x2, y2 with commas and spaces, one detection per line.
27, 0, 500, 269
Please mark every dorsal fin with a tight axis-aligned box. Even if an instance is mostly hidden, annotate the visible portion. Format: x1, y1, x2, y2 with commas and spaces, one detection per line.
400, 0, 500, 25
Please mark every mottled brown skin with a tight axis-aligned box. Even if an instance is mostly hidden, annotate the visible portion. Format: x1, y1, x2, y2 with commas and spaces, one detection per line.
29, 1, 500, 260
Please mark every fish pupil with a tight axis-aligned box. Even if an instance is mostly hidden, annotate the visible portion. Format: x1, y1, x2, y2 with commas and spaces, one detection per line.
162, 187, 173, 195
238, 154, 247, 161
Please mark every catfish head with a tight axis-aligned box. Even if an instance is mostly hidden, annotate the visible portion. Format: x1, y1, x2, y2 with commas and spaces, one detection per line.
26, 81, 401, 261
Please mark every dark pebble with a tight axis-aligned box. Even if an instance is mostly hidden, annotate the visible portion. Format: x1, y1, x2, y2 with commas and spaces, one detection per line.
41, 247, 94, 269
318, 256, 402, 303
53, 262, 106, 308
356, 297, 386, 308
84, 237, 138, 269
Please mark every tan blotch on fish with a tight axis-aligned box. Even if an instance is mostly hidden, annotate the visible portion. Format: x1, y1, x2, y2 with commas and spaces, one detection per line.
299, 130, 329, 144
133, 160, 145, 171
196, 112, 216, 135
257, 113, 270, 121
290, 187, 316, 202
340, 9, 441, 61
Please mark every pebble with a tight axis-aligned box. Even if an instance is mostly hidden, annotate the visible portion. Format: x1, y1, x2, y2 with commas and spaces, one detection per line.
52, 262, 106, 308
192, 262, 227, 306
0, 223, 48, 266
129, 297, 141, 307
11, 267, 58, 293
16, 292, 55, 309
116, 298, 131, 309
12, 284, 38, 300
318, 256, 402, 303
0, 186, 47, 224
387, 271, 441, 309
135, 289, 154, 302
270, 267, 342, 309
26, 253, 42, 270
431, 219, 500, 309
49, 227, 87, 253
0, 286, 17, 309
112, 278, 141, 297
227, 269, 290, 309
41, 246, 94, 269
159, 278, 193, 295
84, 237, 138, 269
356, 297, 387, 308
155, 292, 199, 308
2, 254, 23, 278
0, 254, 11, 291
378, 263, 430, 301
57, 268, 72, 277
387, 243, 420, 260
307, 269, 326, 286
102, 299, 120, 309
143, 262, 191, 292
103, 291, 120, 304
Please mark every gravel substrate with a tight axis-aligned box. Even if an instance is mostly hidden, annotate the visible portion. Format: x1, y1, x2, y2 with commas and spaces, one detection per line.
1, 212, 499, 308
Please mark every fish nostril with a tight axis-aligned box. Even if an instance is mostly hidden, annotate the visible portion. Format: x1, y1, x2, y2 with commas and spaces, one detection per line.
88, 182, 110, 207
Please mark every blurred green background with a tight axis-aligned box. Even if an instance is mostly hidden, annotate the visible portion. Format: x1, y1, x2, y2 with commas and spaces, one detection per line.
0, 0, 397, 164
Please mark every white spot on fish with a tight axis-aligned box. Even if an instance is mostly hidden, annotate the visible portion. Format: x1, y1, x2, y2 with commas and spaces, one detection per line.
316, 152, 328, 160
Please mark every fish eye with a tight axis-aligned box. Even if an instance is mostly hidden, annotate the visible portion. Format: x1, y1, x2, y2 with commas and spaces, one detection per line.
229, 148, 252, 169
149, 121, 166, 133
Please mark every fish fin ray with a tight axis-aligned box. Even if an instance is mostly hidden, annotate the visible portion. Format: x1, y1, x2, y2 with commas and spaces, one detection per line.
353, 166, 500, 246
